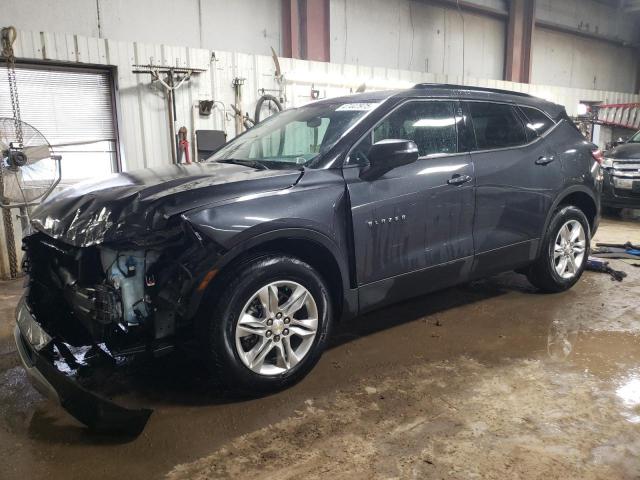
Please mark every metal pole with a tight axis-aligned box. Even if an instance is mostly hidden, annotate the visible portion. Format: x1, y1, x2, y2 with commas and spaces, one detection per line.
17, 205, 29, 233
167, 74, 178, 164
233, 78, 245, 137
171, 70, 179, 162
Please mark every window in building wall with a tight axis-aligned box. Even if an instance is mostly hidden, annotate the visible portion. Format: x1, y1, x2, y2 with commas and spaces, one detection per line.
0, 63, 119, 185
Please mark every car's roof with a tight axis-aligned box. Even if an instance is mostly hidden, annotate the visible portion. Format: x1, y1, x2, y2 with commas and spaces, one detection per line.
315, 84, 564, 118
311, 90, 404, 104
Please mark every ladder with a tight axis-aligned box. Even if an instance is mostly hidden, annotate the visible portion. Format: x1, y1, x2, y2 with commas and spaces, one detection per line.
595, 103, 640, 130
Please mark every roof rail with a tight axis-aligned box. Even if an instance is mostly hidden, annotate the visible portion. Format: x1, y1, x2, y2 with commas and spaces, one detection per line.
413, 83, 535, 99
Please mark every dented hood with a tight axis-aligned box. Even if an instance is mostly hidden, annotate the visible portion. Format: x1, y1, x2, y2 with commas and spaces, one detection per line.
30, 161, 302, 247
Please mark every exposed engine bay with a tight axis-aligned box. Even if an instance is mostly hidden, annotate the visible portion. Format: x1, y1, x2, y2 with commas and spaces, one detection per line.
22, 226, 208, 359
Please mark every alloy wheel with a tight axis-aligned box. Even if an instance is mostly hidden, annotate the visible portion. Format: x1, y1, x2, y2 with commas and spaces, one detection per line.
234, 281, 318, 375
552, 220, 586, 279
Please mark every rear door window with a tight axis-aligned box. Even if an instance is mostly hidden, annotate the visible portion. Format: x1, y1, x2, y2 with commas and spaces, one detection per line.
468, 102, 527, 150
519, 106, 555, 138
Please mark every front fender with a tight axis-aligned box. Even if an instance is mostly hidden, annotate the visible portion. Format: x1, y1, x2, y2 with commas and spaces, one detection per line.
180, 169, 354, 319
183, 227, 353, 321
213, 226, 350, 283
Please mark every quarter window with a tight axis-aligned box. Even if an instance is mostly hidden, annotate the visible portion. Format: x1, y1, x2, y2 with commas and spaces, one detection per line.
519, 106, 554, 137
349, 101, 459, 164
468, 102, 527, 150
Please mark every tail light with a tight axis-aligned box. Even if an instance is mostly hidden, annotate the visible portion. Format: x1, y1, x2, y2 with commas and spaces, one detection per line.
591, 149, 604, 165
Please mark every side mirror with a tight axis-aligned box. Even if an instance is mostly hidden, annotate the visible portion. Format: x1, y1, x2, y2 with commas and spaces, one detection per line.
360, 139, 419, 180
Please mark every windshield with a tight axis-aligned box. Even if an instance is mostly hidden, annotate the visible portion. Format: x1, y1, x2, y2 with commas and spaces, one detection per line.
209, 101, 380, 168
628, 131, 640, 143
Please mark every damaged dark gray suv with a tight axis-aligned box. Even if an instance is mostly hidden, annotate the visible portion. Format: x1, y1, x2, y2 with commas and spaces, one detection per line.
15, 84, 602, 432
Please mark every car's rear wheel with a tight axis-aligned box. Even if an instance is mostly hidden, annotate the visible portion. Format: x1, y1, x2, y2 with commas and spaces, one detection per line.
198, 254, 332, 394
526, 206, 590, 293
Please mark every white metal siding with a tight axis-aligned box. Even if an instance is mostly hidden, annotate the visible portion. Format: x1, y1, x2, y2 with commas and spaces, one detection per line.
7, 27, 640, 174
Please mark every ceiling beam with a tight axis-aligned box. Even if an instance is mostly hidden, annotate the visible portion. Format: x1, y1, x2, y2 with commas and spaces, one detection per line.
505, 0, 535, 83
281, 0, 330, 61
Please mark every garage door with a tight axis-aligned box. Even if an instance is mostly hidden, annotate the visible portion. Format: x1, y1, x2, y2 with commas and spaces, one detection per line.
0, 63, 118, 184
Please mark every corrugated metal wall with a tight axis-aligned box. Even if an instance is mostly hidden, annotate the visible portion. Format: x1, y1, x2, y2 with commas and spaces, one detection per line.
11, 28, 640, 172
1, 27, 639, 278
9, 27, 640, 172
329, 0, 508, 78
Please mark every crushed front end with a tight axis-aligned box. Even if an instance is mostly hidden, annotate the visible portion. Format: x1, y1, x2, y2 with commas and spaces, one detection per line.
15, 225, 210, 434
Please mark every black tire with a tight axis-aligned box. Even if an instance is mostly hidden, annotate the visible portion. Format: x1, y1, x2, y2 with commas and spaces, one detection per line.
197, 254, 332, 394
526, 206, 590, 293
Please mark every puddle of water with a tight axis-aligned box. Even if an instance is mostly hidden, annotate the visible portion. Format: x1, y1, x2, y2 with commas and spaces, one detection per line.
616, 371, 640, 423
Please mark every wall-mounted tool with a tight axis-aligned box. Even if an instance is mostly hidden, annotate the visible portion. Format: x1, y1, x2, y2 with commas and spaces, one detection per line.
230, 104, 255, 131
132, 60, 207, 164
232, 77, 246, 136
177, 126, 190, 164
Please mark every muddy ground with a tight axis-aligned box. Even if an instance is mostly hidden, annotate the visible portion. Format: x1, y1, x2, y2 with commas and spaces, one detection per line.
0, 215, 639, 479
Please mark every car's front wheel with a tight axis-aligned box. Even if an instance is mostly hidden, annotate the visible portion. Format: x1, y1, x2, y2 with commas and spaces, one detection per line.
526, 206, 590, 292
198, 254, 332, 394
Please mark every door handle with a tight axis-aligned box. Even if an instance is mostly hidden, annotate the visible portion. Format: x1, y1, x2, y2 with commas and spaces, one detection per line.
535, 155, 555, 165
447, 174, 472, 185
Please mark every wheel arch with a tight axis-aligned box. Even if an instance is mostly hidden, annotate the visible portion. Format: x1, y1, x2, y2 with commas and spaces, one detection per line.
188, 228, 355, 323
537, 186, 598, 258
556, 189, 598, 232
546, 186, 598, 233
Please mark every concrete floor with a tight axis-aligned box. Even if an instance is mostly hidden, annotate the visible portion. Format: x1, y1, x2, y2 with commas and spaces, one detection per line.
0, 215, 639, 480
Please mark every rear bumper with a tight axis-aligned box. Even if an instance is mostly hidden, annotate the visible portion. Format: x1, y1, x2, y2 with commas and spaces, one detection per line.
14, 296, 151, 435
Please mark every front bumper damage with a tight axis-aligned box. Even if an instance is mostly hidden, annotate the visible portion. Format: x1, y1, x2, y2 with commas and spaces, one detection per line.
14, 296, 152, 435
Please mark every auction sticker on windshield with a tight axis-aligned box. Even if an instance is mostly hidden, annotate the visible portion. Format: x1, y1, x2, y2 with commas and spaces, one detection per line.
336, 103, 379, 111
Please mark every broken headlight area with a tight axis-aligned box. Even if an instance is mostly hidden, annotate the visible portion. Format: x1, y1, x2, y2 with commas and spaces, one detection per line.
19, 224, 215, 433
23, 226, 205, 357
